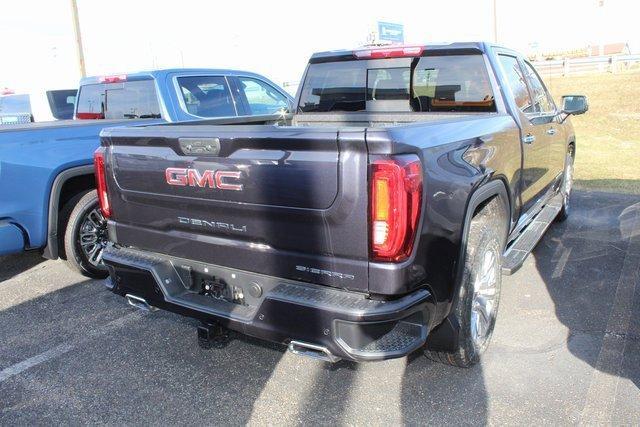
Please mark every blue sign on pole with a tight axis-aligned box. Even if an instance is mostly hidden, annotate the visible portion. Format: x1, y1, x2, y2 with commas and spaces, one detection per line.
377, 22, 404, 43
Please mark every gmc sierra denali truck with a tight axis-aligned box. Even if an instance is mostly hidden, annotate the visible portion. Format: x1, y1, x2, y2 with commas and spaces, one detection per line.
98, 42, 588, 366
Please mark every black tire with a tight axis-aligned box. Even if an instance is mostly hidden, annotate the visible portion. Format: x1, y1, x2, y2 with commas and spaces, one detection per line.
425, 198, 506, 367
556, 145, 575, 222
63, 190, 109, 279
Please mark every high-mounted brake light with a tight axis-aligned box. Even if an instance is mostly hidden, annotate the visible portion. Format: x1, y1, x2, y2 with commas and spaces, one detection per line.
370, 155, 422, 261
94, 148, 111, 218
354, 45, 424, 59
99, 74, 127, 83
76, 112, 104, 120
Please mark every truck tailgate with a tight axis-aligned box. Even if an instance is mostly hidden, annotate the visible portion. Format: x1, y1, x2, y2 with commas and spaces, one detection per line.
101, 125, 370, 291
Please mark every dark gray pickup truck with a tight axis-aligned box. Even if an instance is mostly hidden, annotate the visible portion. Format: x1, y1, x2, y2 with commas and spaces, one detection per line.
97, 42, 588, 366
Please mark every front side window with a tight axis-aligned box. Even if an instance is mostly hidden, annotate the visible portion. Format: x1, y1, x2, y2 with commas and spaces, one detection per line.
176, 76, 236, 118
237, 77, 288, 115
498, 55, 534, 114
523, 62, 555, 114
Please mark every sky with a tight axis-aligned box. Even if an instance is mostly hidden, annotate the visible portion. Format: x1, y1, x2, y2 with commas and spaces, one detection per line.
1, 0, 638, 94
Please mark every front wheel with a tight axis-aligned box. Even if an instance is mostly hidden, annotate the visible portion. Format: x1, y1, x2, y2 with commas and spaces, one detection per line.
425, 198, 506, 367
63, 190, 109, 279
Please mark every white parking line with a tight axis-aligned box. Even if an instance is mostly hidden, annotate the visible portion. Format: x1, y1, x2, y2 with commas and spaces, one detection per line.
0, 343, 74, 382
580, 206, 640, 424
0, 310, 144, 383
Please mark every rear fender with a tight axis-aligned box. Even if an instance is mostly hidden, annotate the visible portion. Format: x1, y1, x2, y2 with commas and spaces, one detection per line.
426, 179, 510, 351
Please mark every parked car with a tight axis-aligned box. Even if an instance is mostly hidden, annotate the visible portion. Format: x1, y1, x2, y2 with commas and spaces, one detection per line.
0, 68, 292, 279
98, 42, 587, 366
0, 89, 77, 124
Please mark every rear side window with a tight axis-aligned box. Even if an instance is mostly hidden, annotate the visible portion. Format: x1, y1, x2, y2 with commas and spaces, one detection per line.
46, 89, 76, 120
176, 76, 236, 118
76, 79, 160, 119
299, 54, 495, 113
498, 55, 534, 114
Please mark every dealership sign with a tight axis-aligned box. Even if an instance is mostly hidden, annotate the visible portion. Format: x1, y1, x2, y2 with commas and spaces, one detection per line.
377, 22, 404, 43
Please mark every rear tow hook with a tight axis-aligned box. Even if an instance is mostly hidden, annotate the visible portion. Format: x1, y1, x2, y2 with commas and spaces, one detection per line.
197, 321, 231, 349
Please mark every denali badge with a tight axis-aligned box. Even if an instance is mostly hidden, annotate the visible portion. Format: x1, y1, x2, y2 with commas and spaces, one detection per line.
178, 217, 247, 233
295, 265, 355, 280
165, 167, 243, 191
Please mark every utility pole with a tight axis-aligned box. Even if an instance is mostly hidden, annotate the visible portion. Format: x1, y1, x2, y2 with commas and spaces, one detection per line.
70, 0, 86, 77
493, 0, 498, 44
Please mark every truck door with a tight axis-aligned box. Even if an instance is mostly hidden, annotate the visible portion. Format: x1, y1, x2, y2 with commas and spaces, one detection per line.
497, 54, 553, 215
522, 61, 565, 189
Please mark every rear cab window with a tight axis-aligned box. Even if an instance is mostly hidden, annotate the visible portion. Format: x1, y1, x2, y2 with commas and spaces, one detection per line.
298, 53, 496, 113
76, 78, 161, 119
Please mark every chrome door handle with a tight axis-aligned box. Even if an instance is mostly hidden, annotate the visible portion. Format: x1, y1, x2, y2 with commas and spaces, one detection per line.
523, 134, 536, 144
547, 128, 557, 135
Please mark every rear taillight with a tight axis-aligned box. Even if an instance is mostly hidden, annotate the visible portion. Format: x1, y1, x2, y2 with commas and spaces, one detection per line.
370, 155, 422, 261
93, 148, 111, 218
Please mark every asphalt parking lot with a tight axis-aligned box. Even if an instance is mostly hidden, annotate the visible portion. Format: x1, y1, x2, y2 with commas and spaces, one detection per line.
0, 190, 638, 425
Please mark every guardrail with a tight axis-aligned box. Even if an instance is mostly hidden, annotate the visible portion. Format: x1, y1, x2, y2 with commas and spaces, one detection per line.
532, 54, 640, 76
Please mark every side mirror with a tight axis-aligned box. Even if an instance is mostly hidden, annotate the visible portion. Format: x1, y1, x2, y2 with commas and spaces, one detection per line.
562, 95, 588, 116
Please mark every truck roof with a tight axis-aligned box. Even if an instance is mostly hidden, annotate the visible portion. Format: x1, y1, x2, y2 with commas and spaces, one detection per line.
309, 41, 517, 63
78, 68, 271, 86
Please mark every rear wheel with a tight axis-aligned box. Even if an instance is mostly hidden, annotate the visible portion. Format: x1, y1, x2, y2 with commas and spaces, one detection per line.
425, 199, 506, 367
63, 190, 109, 279
556, 146, 575, 222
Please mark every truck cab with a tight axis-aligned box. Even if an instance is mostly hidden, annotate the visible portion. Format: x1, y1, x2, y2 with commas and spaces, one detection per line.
75, 69, 292, 121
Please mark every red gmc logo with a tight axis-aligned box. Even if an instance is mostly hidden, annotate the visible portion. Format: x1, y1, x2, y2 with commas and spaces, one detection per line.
165, 168, 243, 191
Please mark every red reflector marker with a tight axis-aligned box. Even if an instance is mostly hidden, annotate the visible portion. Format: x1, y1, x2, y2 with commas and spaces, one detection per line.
354, 45, 424, 59
93, 148, 111, 218
370, 155, 422, 261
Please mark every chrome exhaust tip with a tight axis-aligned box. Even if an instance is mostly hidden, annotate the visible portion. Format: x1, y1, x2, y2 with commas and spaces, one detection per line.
288, 340, 341, 363
125, 294, 158, 312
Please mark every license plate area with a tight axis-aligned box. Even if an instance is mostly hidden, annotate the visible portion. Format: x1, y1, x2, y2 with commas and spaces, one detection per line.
195, 272, 245, 305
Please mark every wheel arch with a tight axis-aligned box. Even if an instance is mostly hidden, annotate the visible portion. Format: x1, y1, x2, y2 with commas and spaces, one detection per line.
457, 179, 510, 278
426, 178, 510, 352
42, 165, 95, 260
